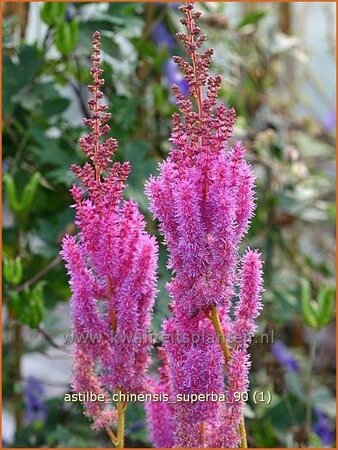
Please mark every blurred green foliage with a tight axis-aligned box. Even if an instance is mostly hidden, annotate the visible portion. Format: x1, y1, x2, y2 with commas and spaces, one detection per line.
3, 2, 335, 448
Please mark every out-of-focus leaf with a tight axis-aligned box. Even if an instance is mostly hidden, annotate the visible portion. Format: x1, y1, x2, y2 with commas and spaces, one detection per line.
40, 3, 66, 26
4, 174, 21, 213
3, 45, 42, 116
21, 172, 41, 212
19, 45, 42, 84
300, 279, 335, 329
237, 9, 266, 28
315, 285, 335, 328
3, 257, 23, 286
85, 14, 125, 28
14, 81, 70, 116
123, 140, 157, 210
55, 20, 79, 55
26, 282, 45, 328
107, 2, 140, 17
4, 172, 41, 215
24, 282, 45, 328
300, 278, 318, 328
10, 282, 45, 328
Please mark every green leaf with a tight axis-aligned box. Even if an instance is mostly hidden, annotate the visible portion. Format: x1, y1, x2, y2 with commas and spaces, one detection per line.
4, 172, 41, 215
83, 14, 125, 29
300, 278, 318, 328
21, 81, 71, 115
40, 3, 66, 26
3, 257, 23, 285
55, 20, 79, 55
19, 45, 42, 84
3, 173, 21, 213
21, 172, 41, 211
315, 285, 335, 328
123, 140, 157, 210
3, 45, 42, 116
8, 279, 45, 328
21, 282, 45, 328
41, 97, 70, 116
237, 9, 266, 28
107, 2, 140, 17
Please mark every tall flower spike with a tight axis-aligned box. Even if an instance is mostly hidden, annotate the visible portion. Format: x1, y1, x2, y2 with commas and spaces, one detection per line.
61, 31, 158, 447
145, 380, 175, 448
146, 3, 263, 447
233, 249, 264, 349
78, 31, 115, 177
145, 350, 175, 449
209, 349, 251, 448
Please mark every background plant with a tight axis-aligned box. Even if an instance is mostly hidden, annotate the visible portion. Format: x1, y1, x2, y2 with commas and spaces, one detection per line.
3, 2, 335, 448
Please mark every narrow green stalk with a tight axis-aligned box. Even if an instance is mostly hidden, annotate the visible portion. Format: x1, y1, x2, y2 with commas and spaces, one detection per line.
305, 332, 317, 432
106, 390, 126, 448
239, 416, 248, 448
13, 320, 23, 429
210, 305, 231, 363
116, 389, 126, 448
105, 427, 117, 447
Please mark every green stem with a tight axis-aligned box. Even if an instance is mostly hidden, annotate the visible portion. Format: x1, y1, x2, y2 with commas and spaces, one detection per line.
116, 389, 126, 448
211, 305, 231, 362
305, 332, 317, 432
105, 427, 117, 447
11, 316, 23, 429
239, 417, 248, 448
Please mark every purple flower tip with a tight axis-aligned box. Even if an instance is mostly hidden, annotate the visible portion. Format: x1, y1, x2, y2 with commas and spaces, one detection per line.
313, 408, 335, 446
271, 340, 298, 372
164, 59, 189, 98
323, 110, 336, 131
152, 22, 175, 49
23, 376, 47, 425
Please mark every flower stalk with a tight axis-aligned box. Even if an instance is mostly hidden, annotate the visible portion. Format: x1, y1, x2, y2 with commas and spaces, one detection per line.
116, 389, 126, 449
210, 305, 231, 363
105, 427, 117, 447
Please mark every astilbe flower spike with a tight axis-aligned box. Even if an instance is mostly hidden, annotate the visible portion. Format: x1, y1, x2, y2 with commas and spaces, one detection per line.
145, 349, 175, 448
146, 3, 263, 448
61, 31, 158, 447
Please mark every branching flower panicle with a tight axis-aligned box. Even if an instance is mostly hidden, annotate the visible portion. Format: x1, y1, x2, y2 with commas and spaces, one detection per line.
146, 3, 263, 448
61, 32, 158, 444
